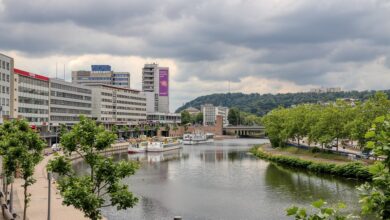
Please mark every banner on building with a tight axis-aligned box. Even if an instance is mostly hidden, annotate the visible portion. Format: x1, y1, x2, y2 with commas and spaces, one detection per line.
159, 69, 169, 96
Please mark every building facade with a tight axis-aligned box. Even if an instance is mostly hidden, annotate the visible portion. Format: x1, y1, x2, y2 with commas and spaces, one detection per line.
49, 78, 92, 129
88, 84, 147, 126
142, 63, 169, 113
147, 112, 181, 124
72, 65, 131, 88
0, 53, 13, 122
11, 69, 50, 130
201, 104, 229, 126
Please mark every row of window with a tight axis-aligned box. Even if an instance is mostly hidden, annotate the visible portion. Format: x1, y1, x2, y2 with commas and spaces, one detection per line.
25, 117, 48, 122
51, 82, 92, 94
1, 60, 10, 71
113, 74, 129, 77
51, 91, 92, 101
112, 78, 129, 81
101, 92, 112, 97
19, 96, 49, 105
117, 100, 146, 106
50, 107, 91, 115
19, 76, 48, 87
117, 94, 146, 101
0, 98, 9, 106
50, 116, 80, 121
19, 86, 49, 96
51, 99, 92, 108
18, 107, 48, 114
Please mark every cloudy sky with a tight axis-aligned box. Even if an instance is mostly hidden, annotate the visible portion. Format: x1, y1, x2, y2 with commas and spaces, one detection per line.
1, 0, 390, 111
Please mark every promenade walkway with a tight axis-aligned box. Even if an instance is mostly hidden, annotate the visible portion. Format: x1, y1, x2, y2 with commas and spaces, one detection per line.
14, 154, 87, 220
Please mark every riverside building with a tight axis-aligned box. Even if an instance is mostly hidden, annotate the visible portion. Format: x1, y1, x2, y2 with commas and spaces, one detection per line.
49, 78, 92, 130
72, 65, 131, 88
201, 104, 229, 126
11, 68, 50, 131
142, 63, 169, 113
0, 53, 13, 122
88, 84, 147, 127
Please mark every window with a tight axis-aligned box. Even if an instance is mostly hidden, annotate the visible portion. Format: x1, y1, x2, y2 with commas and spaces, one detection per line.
6, 75, 9, 82
2, 73, 4, 81
6, 62, 9, 70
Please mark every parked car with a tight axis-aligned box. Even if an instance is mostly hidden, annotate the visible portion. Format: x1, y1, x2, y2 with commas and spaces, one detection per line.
51, 143, 61, 152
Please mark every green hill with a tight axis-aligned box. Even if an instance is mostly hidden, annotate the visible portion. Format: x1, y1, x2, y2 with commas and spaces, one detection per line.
175, 90, 389, 116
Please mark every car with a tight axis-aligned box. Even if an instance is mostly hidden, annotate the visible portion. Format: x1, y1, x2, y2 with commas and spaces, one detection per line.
51, 143, 61, 152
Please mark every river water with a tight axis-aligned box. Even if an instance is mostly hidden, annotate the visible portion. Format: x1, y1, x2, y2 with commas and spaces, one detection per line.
73, 139, 363, 220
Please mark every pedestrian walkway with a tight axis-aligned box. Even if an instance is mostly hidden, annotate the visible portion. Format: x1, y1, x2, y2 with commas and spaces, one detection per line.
14, 154, 88, 220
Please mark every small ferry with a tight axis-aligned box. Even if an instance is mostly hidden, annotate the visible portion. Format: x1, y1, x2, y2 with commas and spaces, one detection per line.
146, 138, 182, 152
128, 141, 148, 153
183, 132, 214, 145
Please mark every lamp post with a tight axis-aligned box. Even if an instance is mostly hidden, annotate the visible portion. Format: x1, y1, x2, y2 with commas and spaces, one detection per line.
47, 172, 52, 220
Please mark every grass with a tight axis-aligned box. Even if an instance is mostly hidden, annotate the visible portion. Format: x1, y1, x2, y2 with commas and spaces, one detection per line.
280, 146, 351, 163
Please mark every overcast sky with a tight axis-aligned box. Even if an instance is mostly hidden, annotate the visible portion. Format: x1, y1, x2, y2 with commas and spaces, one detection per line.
1, 0, 390, 111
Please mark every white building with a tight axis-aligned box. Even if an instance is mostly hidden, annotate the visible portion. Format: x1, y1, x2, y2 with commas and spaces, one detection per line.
147, 112, 181, 124
49, 78, 93, 129
11, 68, 50, 130
72, 65, 131, 88
142, 63, 169, 113
310, 87, 342, 93
201, 104, 229, 126
88, 84, 147, 126
0, 53, 13, 122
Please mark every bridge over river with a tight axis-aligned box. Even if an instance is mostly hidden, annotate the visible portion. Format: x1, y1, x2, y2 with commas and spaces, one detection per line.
223, 125, 265, 137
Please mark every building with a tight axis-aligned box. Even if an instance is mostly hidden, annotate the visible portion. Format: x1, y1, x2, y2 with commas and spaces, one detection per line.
0, 53, 13, 123
201, 104, 229, 126
87, 84, 147, 126
49, 78, 93, 130
184, 107, 200, 115
142, 63, 169, 113
310, 87, 342, 93
72, 65, 131, 88
147, 112, 181, 124
11, 68, 50, 131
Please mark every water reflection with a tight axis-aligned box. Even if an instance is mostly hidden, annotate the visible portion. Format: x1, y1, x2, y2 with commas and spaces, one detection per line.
73, 139, 362, 220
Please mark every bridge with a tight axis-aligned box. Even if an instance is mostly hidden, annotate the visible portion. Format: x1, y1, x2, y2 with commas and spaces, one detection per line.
223, 125, 265, 138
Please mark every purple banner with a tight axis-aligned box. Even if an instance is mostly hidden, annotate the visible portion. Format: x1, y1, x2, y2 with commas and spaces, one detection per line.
159, 69, 169, 96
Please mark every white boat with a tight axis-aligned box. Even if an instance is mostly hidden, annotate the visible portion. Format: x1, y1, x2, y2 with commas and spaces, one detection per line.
146, 139, 182, 152
128, 141, 148, 153
183, 133, 214, 145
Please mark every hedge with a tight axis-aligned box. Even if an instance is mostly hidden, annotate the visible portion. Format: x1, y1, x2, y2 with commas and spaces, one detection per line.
250, 146, 372, 181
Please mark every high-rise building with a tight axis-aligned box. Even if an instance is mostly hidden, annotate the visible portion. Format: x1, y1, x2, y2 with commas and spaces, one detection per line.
0, 53, 13, 122
201, 104, 229, 126
142, 63, 169, 113
72, 65, 131, 88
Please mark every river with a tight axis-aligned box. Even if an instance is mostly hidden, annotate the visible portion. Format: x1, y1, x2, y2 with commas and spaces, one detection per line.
73, 139, 363, 220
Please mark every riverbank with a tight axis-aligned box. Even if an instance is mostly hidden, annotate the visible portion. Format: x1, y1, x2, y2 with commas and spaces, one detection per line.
251, 144, 372, 181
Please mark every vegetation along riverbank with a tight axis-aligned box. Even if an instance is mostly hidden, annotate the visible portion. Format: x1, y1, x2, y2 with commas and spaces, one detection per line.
251, 144, 372, 181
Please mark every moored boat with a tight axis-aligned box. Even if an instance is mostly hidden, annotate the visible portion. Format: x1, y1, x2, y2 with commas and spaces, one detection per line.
146, 138, 182, 152
183, 132, 214, 145
128, 141, 148, 153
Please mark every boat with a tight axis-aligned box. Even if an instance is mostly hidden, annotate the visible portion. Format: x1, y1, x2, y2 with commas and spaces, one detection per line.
146, 138, 182, 152
183, 132, 214, 145
128, 141, 148, 153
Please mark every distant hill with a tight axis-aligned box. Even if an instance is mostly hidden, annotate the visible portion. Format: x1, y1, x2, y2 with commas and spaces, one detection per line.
176, 90, 390, 116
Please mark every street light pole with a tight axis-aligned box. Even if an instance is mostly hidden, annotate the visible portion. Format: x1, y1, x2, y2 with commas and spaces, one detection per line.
47, 172, 52, 220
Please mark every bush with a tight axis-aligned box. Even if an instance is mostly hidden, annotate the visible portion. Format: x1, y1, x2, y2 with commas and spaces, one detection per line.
311, 147, 321, 153
251, 146, 372, 181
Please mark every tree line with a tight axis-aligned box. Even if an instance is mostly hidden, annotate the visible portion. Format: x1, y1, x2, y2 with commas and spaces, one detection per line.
262, 92, 390, 151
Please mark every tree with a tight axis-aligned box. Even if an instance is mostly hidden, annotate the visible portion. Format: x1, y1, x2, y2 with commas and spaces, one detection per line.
47, 116, 139, 220
228, 108, 240, 126
144, 124, 151, 137
286, 199, 352, 220
360, 114, 390, 219
0, 119, 45, 220
194, 112, 203, 124
134, 125, 140, 138
181, 110, 191, 125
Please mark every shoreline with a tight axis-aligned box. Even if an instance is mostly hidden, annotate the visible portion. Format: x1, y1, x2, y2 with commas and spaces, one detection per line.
251, 144, 372, 181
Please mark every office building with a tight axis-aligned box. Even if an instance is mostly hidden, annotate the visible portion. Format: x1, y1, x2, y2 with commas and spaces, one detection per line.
147, 112, 181, 124
0, 53, 13, 122
201, 104, 229, 126
72, 65, 131, 88
88, 84, 147, 126
142, 63, 169, 113
49, 78, 93, 129
11, 68, 50, 130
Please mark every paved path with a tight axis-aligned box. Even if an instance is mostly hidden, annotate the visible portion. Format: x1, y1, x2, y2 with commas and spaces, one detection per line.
14, 154, 88, 220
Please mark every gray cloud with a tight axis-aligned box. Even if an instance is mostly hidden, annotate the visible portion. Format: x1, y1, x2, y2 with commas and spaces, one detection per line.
2, 0, 390, 109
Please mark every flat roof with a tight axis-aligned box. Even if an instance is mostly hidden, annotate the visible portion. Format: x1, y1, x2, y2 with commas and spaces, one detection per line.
14, 68, 49, 82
